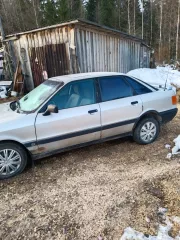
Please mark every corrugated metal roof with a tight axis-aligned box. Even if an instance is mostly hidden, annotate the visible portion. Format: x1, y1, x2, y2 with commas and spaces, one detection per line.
5, 20, 78, 38
5, 19, 149, 47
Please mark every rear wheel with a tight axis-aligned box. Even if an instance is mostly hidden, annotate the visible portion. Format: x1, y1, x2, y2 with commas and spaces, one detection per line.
133, 118, 160, 145
0, 142, 27, 180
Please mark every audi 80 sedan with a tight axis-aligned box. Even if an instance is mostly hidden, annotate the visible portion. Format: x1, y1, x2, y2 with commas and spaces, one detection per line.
0, 72, 178, 179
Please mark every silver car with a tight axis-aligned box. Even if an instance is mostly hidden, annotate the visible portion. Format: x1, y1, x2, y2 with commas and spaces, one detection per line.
0, 72, 178, 179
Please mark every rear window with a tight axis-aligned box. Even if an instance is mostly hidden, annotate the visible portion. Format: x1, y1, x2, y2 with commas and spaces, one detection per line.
131, 77, 158, 91
99, 76, 133, 102
125, 77, 152, 95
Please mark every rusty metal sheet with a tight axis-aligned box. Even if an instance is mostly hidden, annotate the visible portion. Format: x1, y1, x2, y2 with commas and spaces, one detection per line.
30, 43, 70, 87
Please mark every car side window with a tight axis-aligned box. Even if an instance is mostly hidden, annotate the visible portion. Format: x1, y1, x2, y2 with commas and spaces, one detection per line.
42, 79, 96, 111
124, 76, 152, 95
99, 76, 133, 102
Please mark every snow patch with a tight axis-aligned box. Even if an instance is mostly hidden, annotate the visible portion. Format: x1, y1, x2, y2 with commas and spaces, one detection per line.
127, 67, 180, 89
171, 135, 180, 155
166, 153, 172, 159
120, 208, 180, 240
165, 144, 171, 150
0, 86, 7, 99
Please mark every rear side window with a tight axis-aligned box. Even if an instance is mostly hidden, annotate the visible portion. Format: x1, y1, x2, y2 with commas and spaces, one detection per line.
125, 76, 152, 95
99, 76, 133, 102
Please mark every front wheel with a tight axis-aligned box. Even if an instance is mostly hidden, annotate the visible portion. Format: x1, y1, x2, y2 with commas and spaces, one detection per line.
133, 118, 160, 145
0, 142, 28, 180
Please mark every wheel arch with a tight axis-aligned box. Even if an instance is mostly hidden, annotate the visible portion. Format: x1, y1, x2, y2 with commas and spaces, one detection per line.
0, 140, 33, 164
133, 110, 162, 131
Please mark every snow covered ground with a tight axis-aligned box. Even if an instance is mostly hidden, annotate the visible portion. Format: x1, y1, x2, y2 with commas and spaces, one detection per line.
128, 67, 180, 89
164, 134, 180, 158
120, 208, 180, 240
166, 135, 180, 157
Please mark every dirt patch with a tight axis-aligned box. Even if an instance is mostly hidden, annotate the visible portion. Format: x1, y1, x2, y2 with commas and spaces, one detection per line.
0, 107, 180, 239
128, 171, 180, 237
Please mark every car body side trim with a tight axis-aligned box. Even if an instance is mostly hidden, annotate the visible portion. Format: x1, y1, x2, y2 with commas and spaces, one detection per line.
101, 118, 137, 130
24, 118, 137, 147
23, 108, 178, 150
32, 132, 132, 160
24, 141, 37, 148
37, 126, 102, 145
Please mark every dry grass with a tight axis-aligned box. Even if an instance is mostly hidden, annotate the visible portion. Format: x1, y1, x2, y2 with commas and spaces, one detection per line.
0, 104, 180, 239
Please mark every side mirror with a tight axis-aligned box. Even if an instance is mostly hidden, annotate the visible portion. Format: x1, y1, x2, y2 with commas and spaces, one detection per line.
43, 104, 58, 116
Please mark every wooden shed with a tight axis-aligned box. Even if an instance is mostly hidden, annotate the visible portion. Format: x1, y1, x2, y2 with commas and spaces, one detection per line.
4, 19, 150, 91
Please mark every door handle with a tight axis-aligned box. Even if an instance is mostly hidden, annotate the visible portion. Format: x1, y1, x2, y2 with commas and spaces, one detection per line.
88, 109, 98, 114
131, 101, 138, 105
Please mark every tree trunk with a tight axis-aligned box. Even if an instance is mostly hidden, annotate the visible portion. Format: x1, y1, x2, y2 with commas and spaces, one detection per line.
159, 0, 163, 62
32, 0, 39, 28
118, 0, 121, 29
168, 3, 173, 61
142, 0, 144, 39
150, 0, 153, 46
176, 0, 180, 61
128, 0, 130, 34
134, 0, 136, 35
17, 0, 26, 31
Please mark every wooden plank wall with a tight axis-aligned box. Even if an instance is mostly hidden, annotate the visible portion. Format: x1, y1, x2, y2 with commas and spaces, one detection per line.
75, 26, 147, 74
6, 26, 76, 90
5, 23, 150, 90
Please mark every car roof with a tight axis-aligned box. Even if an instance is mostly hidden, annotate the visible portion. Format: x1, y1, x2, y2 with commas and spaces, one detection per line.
49, 72, 125, 84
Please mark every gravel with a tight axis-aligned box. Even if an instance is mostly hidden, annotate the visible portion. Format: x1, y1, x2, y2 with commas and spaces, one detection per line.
0, 106, 180, 240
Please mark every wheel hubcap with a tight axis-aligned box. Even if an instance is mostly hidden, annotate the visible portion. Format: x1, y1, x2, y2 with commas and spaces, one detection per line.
140, 122, 157, 142
0, 149, 21, 176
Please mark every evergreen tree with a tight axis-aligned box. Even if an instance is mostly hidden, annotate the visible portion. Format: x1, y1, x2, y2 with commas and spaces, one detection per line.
72, 0, 82, 19
57, 0, 69, 22
40, 0, 58, 25
86, 0, 97, 22
100, 0, 115, 27
143, 0, 158, 47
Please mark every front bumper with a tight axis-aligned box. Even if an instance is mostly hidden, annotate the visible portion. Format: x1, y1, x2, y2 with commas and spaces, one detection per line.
160, 108, 178, 124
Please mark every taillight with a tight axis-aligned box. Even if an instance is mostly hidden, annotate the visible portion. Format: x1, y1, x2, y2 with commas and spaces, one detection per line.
172, 95, 177, 105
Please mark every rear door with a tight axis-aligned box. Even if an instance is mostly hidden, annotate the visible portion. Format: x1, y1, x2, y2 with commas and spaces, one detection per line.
35, 79, 101, 154
98, 76, 143, 139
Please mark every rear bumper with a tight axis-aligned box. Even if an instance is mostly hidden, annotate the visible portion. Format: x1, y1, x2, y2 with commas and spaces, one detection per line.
160, 108, 178, 124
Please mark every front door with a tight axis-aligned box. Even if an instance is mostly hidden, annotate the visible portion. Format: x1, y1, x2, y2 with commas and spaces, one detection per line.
98, 76, 143, 139
35, 79, 101, 154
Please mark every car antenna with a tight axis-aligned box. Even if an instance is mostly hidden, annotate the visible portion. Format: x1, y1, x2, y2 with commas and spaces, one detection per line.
164, 66, 170, 91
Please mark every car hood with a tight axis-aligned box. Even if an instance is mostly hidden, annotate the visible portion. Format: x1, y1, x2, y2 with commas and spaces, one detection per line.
0, 102, 23, 124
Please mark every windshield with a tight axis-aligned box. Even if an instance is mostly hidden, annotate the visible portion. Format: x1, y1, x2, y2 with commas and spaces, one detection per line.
18, 80, 62, 113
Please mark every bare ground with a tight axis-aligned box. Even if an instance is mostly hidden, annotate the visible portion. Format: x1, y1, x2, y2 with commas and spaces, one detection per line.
0, 106, 180, 240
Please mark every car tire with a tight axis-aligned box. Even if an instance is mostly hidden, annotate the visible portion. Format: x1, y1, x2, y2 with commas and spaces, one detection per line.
0, 142, 28, 180
133, 118, 160, 145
